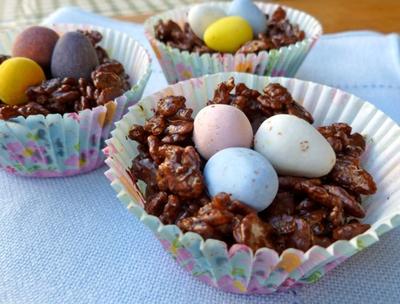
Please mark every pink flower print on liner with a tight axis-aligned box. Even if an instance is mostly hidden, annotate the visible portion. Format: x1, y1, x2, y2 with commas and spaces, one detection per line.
6, 142, 24, 154
176, 63, 193, 80
5, 166, 17, 174
23, 141, 48, 164
158, 239, 172, 252
217, 275, 235, 292
103, 146, 111, 157
323, 256, 348, 273
67, 112, 80, 122
176, 248, 195, 272
271, 69, 287, 77
64, 154, 80, 167
63, 149, 98, 168
279, 277, 302, 290
176, 247, 192, 261
6, 142, 26, 164
5, 141, 48, 165
191, 77, 204, 89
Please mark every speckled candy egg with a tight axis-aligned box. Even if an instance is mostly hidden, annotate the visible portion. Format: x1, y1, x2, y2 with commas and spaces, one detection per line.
204, 147, 279, 212
254, 114, 336, 178
204, 16, 253, 53
12, 26, 59, 69
193, 104, 253, 159
228, 0, 267, 35
0, 57, 45, 105
188, 4, 226, 39
51, 31, 99, 80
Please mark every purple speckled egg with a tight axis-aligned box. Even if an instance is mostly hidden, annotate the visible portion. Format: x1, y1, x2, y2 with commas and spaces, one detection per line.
51, 31, 99, 80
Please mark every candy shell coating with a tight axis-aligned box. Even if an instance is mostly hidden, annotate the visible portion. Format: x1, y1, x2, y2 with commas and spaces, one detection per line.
0, 57, 45, 105
204, 147, 279, 212
193, 104, 253, 159
204, 16, 253, 53
188, 4, 226, 39
12, 26, 59, 69
228, 0, 267, 35
51, 31, 99, 80
254, 114, 336, 178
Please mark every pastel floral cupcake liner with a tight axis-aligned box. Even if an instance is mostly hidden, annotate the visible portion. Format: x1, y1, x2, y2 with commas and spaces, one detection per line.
0, 24, 151, 177
104, 72, 400, 294
144, 2, 322, 84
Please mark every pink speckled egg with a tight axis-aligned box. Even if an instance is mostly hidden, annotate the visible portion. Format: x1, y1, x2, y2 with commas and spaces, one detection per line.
193, 104, 253, 159
12, 26, 59, 69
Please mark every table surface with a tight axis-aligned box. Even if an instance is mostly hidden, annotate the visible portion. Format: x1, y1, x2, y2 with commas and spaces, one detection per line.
116, 0, 400, 33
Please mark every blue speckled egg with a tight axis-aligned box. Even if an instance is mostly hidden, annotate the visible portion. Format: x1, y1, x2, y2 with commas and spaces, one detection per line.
228, 0, 267, 35
204, 147, 278, 212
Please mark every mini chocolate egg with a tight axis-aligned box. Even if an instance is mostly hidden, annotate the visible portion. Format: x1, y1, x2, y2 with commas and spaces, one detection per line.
204, 16, 253, 53
188, 4, 226, 39
51, 31, 99, 80
12, 26, 59, 69
254, 114, 336, 178
204, 147, 279, 212
193, 104, 253, 159
228, 0, 267, 35
0, 57, 45, 105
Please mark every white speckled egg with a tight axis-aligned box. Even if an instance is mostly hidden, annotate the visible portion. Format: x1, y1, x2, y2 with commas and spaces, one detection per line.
204, 147, 279, 212
193, 104, 253, 160
254, 114, 336, 178
228, 0, 267, 35
188, 4, 226, 39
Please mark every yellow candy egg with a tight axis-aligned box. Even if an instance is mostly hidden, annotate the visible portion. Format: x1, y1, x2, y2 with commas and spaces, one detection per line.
204, 16, 253, 53
0, 57, 45, 105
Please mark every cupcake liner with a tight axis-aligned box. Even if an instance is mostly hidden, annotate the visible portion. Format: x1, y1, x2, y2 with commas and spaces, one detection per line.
104, 72, 400, 294
144, 2, 322, 84
0, 24, 151, 177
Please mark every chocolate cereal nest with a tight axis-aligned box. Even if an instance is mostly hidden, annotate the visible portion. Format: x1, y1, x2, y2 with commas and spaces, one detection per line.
0, 30, 130, 120
154, 6, 305, 54
127, 77, 377, 254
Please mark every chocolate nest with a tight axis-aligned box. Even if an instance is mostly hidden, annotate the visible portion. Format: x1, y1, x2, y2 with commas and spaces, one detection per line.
154, 6, 305, 54
0, 30, 130, 120
127, 77, 377, 254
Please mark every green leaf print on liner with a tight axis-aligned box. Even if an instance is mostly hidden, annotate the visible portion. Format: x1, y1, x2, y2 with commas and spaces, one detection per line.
193, 271, 208, 277
304, 270, 322, 284
27, 132, 39, 141
231, 268, 245, 277
172, 238, 182, 249
265, 49, 279, 75
356, 239, 366, 250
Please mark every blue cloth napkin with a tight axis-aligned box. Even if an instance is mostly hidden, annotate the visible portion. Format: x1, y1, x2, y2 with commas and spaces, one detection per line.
1, 7, 399, 304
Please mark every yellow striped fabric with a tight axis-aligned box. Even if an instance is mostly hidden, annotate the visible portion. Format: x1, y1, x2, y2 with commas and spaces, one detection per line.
0, 0, 204, 29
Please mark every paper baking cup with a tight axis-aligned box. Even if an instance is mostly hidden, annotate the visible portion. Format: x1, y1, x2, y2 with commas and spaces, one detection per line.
104, 72, 400, 294
144, 2, 322, 84
0, 24, 151, 177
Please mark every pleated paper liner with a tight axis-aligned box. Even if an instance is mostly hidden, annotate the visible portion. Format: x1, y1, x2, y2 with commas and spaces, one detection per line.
0, 24, 151, 177
104, 72, 400, 294
144, 2, 322, 84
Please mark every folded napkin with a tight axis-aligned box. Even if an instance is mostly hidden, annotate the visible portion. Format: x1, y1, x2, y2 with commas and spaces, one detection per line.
298, 31, 400, 121
1, 7, 399, 304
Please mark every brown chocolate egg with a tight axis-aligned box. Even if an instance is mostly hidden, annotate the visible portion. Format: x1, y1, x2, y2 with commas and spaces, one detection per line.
12, 26, 59, 69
